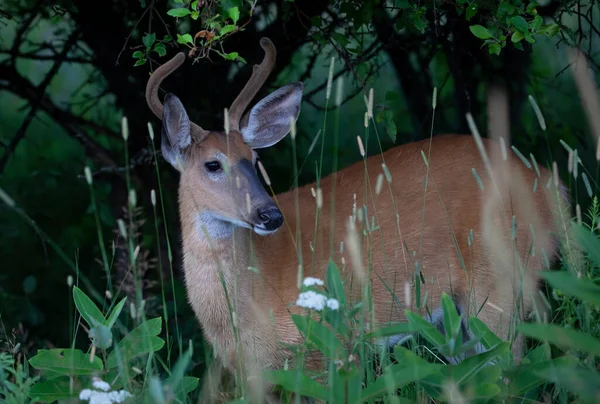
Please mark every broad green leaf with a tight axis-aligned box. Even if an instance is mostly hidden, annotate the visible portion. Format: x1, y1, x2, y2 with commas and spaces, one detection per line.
465, 3, 478, 20
142, 32, 156, 48
360, 360, 440, 402
228, 7, 240, 24
166, 342, 196, 401
177, 34, 194, 46
507, 356, 575, 396
326, 259, 347, 309
132, 50, 145, 58
443, 342, 509, 385
488, 43, 502, 55
469, 25, 492, 39
468, 317, 502, 350
510, 16, 529, 32
106, 317, 164, 368
73, 286, 105, 328
263, 370, 328, 401
89, 324, 113, 349
441, 292, 462, 343
167, 8, 192, 17
534, 364, 600, 401
176, 376, 199, 395
220, 24, 236, 35
29, 349, 103, 376
364, 322, 413, 340
134, 58, 147, 66
405, 310, 445, 347
542, 271, 600, 306
105, 296, 127, 329
153, 43, 167, 57
29, 377, 79, 403
292, 314, 343, 358
511, 31, 525, 43
573, 223, 600, 269
517, 323, 600, 356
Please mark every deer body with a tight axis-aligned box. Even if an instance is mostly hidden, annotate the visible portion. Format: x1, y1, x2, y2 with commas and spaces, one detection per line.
146, 38, 568, 400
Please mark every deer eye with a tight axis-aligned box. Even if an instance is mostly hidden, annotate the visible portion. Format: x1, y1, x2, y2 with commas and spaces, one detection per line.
204, 161, 222, 172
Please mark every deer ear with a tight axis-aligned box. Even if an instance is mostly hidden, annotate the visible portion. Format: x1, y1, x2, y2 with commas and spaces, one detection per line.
161, 93, 191, 170
241, 82, 303, 149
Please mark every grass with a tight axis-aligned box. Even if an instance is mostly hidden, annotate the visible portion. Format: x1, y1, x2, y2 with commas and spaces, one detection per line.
1, 56, 600, 404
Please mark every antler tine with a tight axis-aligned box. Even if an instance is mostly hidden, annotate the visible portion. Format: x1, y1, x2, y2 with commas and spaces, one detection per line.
228, 37, 276, 131
145, 52, 208, 138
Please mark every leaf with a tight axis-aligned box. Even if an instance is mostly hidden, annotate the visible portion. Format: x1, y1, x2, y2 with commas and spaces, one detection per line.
105, 297, 127, 329
444, 342, 509, 386
467, 317, 502, 350
153, 42, 167, 57
539, 23, 560, 36
167, 8, 192, 17
177, 33, 194, 46
29, 349, 103, 376
441, 292, 462, 343
507, 356, 576, 396
510, 16, 529, 33
405, 310, 445, 347
488, 43, 502, 55
220, 24, 236, 35
465, 3, 478, 20
542, 271, 600, 306
89, 324, 113, 349
291, 314, 343, 358
469, 25, 492, 39
106, 317, 164, 368
72, 286, 105, 329
134, 58, 147, 66
142, 33, 156, 48
573, 223, 600, 269
364, 323, 413, 340
223, 52, 239, 60
517, 323, 600, 356
166, 342, 195, 401
326, 259, 347, 309
132, 50, 145, 58
534, 364, 600, 401
23, 275, 37, 294
228, 6, 240, 24
511, 31, 525, 43
176, 376, 199, 395
263, 370, 328, 401
29, 377, 79, 403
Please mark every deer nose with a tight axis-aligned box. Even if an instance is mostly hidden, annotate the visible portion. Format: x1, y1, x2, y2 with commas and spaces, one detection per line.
256, 206, 284, 231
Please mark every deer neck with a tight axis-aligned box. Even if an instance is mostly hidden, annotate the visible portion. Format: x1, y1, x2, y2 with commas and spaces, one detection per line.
178, 185, 252, 344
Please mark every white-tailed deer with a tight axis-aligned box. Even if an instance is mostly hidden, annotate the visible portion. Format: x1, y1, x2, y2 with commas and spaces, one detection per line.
146, 37, 569, 401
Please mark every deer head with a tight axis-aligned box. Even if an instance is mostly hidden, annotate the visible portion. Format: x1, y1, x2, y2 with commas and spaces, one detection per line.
146, 38, 303, 236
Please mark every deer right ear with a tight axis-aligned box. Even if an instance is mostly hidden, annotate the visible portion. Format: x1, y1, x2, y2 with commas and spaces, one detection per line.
161, 93, 192, 171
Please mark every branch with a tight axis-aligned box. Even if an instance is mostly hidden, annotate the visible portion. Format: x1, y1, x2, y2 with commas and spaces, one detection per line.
0, 31, 80, 174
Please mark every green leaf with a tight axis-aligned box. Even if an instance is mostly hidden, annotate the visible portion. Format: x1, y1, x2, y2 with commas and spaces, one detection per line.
497, 2, 516, 16
132, 50, 145, 58
405, 310, 445, 347
291, 314, 343, 358
517, 323, 600, 356
511, 31, 525, 43
469, 25, 492, 40
441, 293, 462, 342
222, 51, 239, 60
364, 322, 413, 340
220, 24, 236, 35
166, 342, 196, 401
360, 354, 440, 401
534, 364, 600, 401
143, 32, 156, 48
263, 370, 328, 401
105, 297, 127, 329
465, 3, 478, 20
468, 317, 502, 350
177, 376, 199, 395
29, 377, 79, 403
134, 58, 147, 66
106, 317, 165, 368
539, 23, 560, 36
507, 356, 576, 396
89, 324, 113, 349
542, 271, 600, 306
167, 8, 192, 17
23, 275, 37, 294
573, 223, 600, 269
488, 43, 502, 55
29, 349, 103, 376
443, 342, 509, 385
153, 42, 167, 57
510, 16, 529, 33
72, 286, 105, 328
326, 259, 347, 309
228, 6, 240, 24
177, 33, 194, 46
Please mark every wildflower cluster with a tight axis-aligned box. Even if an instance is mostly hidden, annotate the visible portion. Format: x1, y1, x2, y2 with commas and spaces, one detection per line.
295, 276, 340, 311
79, 377, 132, 404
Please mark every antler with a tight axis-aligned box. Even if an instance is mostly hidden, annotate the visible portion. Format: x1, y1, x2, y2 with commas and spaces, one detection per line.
228, 37, 276, 131
145, 52, 209, 139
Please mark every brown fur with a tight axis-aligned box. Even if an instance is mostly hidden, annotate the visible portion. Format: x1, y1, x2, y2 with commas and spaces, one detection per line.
175, 131, 568, 399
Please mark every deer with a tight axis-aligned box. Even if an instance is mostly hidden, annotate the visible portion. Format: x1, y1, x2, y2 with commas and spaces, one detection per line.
145, 37, 570, 402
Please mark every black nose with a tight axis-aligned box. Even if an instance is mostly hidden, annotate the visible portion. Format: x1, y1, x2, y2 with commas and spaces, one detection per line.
256, 206, 284, 231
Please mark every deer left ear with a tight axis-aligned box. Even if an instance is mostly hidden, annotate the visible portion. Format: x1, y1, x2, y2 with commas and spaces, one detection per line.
240, 82, 303, 149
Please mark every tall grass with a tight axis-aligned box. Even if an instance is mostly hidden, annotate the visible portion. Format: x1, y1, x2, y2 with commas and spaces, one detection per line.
1, 50, 600, 404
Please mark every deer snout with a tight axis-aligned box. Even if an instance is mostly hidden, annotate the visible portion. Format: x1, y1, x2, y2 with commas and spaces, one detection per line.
255, 206, 284, 231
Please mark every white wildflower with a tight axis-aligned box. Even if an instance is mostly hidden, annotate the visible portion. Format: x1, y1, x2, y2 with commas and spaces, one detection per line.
296, 291, 327, 311
302, 277, 324, 287
92, 378, 111, 391
79, 377, 132, 404
326, 298, 340, 311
